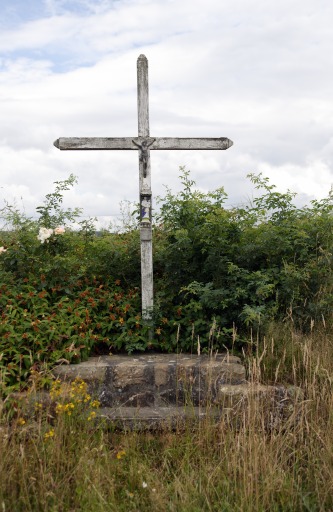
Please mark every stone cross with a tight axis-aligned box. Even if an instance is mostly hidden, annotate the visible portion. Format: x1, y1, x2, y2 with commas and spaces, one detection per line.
54, 54, 233, 322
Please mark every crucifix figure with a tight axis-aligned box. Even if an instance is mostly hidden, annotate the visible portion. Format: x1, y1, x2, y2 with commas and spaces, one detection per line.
54, 54, 233, 322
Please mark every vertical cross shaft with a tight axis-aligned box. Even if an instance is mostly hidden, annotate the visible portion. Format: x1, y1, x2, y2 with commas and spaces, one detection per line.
137, 55, 154, 322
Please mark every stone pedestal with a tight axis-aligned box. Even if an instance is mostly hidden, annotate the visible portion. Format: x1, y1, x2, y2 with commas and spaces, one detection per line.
53, 353, 246, 408
8, 354, 304, 431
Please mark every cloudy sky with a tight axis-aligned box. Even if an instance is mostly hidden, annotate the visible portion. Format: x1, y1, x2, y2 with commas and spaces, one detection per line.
0, 0, 332, 227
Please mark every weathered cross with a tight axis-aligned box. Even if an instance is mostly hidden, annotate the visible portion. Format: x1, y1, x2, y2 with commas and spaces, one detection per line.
54, 54, 233, 322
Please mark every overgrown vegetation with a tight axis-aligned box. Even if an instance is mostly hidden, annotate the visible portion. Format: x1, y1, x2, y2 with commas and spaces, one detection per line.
0, 168, 332, 392
0, 168, 333, 510
0, 325, 332, 511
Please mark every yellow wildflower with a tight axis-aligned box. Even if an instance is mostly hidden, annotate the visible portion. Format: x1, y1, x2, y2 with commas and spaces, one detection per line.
55, 403, 64, 414
44, 428, 55, 440
87, 411, 96, 421
71, 378, 87, 394
116, 450, 126, 460
17, 417, 26, 426
50, 379, 62, 400
64, 402, 75, 415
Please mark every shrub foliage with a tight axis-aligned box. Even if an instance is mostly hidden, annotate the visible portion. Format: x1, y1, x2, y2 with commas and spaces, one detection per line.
0, 169, 332, 391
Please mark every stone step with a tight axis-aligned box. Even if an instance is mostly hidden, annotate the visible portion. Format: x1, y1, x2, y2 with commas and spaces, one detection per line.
96, 405, 228, 431
93, 382, 304, 431
7, 385, 304, 432
53, 353, 246, 407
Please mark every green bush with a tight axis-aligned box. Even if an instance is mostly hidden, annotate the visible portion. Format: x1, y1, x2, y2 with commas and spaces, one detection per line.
154, 168, 333, 337
0, 169, 332, 392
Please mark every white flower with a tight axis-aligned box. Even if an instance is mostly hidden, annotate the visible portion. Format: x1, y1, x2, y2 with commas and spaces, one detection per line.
54, 226, 65, 235
0, 246, 7, 253
142, 482, 148, 488
37, 227, 53, 244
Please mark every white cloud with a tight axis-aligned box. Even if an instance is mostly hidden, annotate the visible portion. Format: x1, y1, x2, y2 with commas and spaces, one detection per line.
0, 0, 332, 225
260, 159, 333, 201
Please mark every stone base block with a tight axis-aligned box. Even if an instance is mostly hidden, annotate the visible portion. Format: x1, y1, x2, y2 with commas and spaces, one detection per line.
52, 353, 246, 407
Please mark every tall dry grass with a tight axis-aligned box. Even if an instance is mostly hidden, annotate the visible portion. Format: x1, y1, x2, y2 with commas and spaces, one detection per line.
0, 321, 332, 511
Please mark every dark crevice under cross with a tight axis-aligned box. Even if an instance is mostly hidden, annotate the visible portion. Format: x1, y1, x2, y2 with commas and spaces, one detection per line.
54, 54, 233, 322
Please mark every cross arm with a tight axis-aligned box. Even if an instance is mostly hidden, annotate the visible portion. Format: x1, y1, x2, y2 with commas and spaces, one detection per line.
53, 137, 233, 151
54, 137, 139, 150
152, 137, 233, 150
